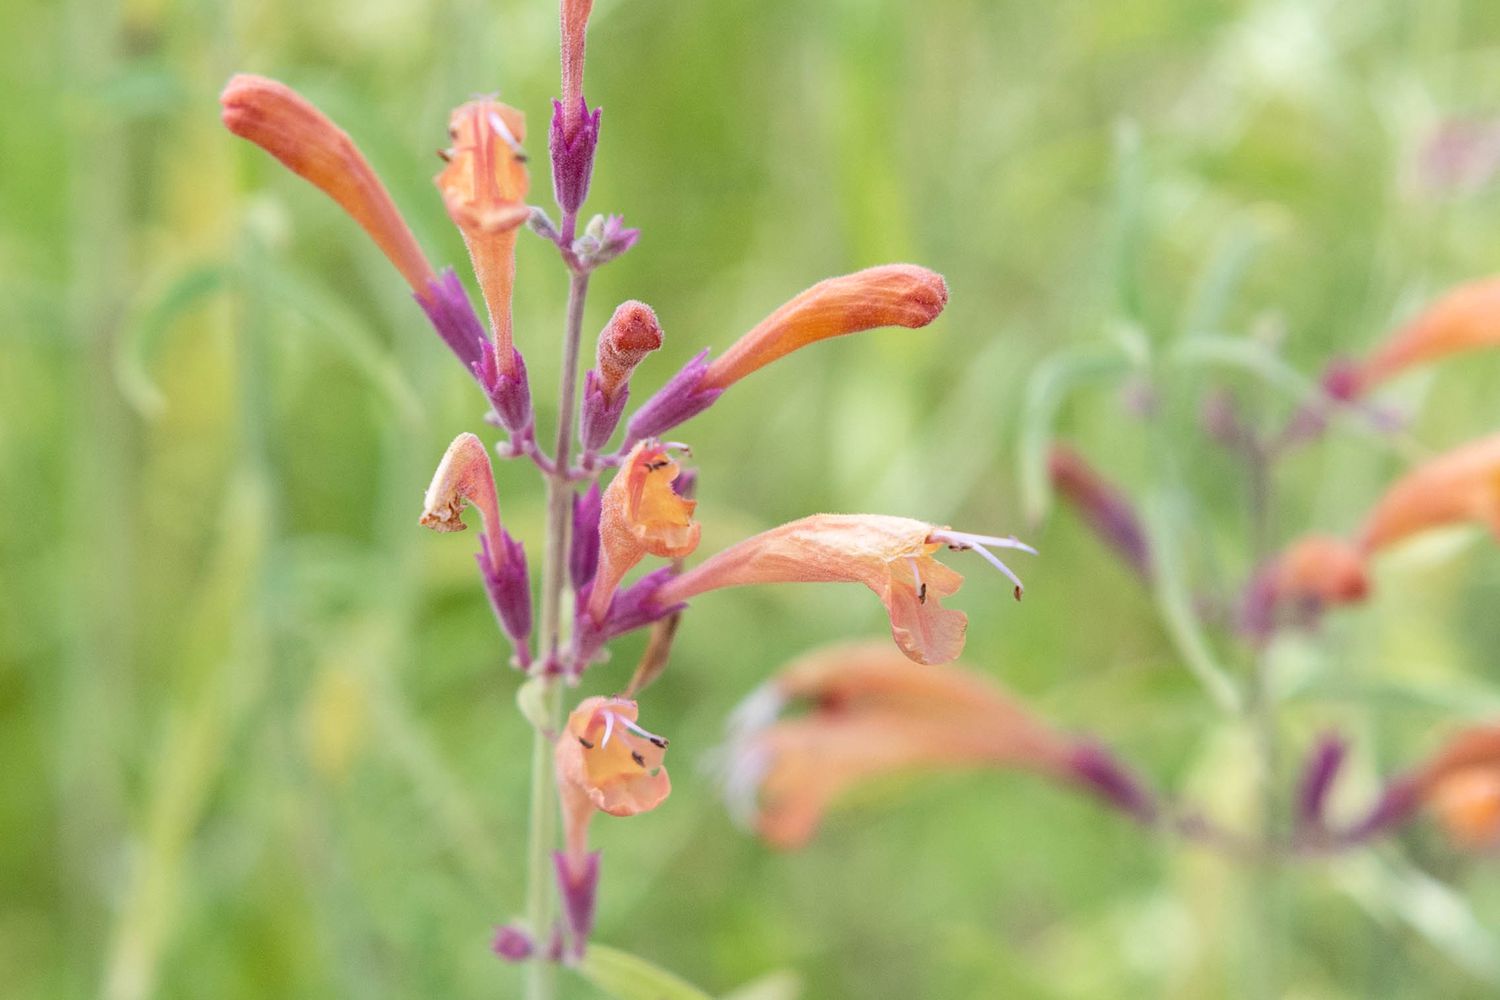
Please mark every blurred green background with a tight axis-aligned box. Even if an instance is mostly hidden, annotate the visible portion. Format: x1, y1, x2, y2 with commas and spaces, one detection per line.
6, 0, 1500, 996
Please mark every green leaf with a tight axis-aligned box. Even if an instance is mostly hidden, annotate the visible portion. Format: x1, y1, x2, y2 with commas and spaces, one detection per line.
575, 944, 714, 1000
721, 970, 802, 1000
1016, 346, 1130, 525
114, 264, 231, 418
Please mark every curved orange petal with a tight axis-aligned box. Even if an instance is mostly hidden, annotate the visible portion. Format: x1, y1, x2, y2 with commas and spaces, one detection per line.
587, 440, 700, 620
657, 515, 967, 664
1355, 276, 1500, 391
700, 265, 948, 391
1359, 433, 1500, 553
220, 74, 435, 295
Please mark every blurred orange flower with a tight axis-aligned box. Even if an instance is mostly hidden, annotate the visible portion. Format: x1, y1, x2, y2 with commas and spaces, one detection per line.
656, 516, 1033, 665
1350, 276, 1500, 393
1415, 725, 1500, 850
587, 440, 700, 621
721, 642, 1074, 849
1359, 432, 1500, 553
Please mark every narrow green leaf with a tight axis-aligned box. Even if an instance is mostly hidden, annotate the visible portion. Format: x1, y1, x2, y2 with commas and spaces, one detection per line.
1016, 346, 1130, 526
575, 943, 714, 1000
721, 970, 802, 1000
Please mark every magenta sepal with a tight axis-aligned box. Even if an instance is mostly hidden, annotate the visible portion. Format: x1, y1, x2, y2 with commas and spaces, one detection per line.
579, 370, 629, 452
553, 850, 601, 960
1296, 732, 1348, 829
477, 345, 534, 435
621, 349, 723, 447
417, 269, 489, 373
1067, 741, 1157, 823
550, 97, 602, 216
479, 532, 533, 661
491, 924, 535, 963
572, 567, 686, 671
570, 482, 602, 591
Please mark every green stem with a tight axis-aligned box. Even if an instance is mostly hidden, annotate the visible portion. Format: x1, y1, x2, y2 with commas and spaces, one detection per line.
524, 269, 590, 1000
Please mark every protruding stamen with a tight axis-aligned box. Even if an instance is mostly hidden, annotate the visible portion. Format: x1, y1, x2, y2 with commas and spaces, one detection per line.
600, 710, 616, 748
928, 529, 1035, 600
487, 109, 525, 156
621, 715, 668, 746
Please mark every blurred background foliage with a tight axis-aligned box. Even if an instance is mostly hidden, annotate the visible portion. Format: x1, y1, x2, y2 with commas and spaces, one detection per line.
5, 0, 1500, 996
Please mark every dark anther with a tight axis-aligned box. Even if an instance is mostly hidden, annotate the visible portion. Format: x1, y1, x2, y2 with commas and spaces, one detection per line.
437, 148, 453, 162
631, 750, 646, 766
1012, 586, 1023, 602
918, 583, 928, 604
578, 737, 595, 749
645, 460, 669, 471
648, 736, 668, 748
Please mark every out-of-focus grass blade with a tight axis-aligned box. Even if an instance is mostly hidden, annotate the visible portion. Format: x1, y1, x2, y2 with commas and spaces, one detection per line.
576, 944, 714, 1000
1017, 347, 1130, 526
262, 261, 425, 425
1286, 675, 1500, 716
1168, 332, 1318, 399
115, 263, 230, 418
1179, 216, 1268, 339
720, 970, 803, 1000
1333, 853, 1500, 984
1110, 119, 1147, 325
1143, 487, 1242, 713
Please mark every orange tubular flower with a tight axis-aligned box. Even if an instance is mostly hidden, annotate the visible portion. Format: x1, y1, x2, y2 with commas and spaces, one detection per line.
418, 432, 503, 548
436, 100, 530, 373
1414, 726, 1500, 850
560, 0, 594, 127
1358, 432, 1500, 554
586, 440, 700, 621
556, 696, 671, 862
722, 643, 1075, 849
1269, 534, 1369, 606
698, 265, 949, 391
654, 516, 1034, 665
219, 74, 436, 297
1351, 276, 1500, 393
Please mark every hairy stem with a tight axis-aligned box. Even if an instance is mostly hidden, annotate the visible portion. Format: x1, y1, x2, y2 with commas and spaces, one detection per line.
524, 269, 590, 1000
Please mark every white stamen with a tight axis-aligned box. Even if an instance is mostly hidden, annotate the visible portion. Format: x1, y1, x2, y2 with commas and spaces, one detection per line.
600, 711, 616, 748
621, 716, 667, 745
486, 110, 525, 155
928, 528, 1036, 598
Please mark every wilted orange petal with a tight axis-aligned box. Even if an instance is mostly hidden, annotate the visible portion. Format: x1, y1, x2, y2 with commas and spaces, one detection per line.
418, 432, 503, 546
220, 74, 435, 295
700, 265, 949, 391
1359, 432, 1500, 554
1355, 276, 1500, 391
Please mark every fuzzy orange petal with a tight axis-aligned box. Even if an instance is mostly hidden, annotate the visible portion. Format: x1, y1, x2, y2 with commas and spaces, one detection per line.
1359, 433, 1500, 553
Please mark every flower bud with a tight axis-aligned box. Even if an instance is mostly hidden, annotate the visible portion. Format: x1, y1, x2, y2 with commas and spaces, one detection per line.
550, 98, 601, 216
491, 924, 535, 963
580, 302, 663, 450
622, 350, 723, 446
569, 482, 603, 590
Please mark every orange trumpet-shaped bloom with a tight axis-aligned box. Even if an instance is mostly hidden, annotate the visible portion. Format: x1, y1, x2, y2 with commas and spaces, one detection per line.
219, 74, 436, 296
655, 516, 1033, 666
1352, 276, 1500, 392
1358, 432, 1500, 554
698, 265, 949, 391
556, 696, 671, 861
418, 432, 504, 551
1269, 534, 1370, 606
723, 643, 1074, 849
436, 100, 530, 373
587, 440, 700, 621
1414, 726, 1500, 850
